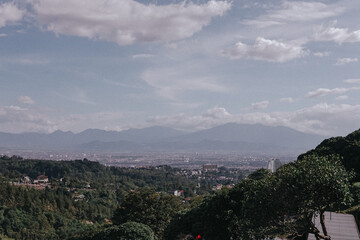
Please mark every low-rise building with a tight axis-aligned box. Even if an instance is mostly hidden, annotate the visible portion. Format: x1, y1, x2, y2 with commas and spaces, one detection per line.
203, 164, 218, 172
34, 175, 49, 184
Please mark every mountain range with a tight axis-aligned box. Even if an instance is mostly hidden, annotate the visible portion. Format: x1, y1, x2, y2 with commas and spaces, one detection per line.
0, 123, 325, 154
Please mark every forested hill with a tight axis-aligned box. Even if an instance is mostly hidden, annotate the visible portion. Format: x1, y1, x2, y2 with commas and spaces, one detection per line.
0, 155, 197, 193
299, 128, 360, 180
0, 156, 202, 240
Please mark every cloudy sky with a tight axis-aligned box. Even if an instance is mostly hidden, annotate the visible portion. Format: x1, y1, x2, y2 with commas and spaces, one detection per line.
1, 0, 360, 136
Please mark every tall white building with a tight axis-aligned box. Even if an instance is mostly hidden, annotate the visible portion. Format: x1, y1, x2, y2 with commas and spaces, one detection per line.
267, 159, 282, 173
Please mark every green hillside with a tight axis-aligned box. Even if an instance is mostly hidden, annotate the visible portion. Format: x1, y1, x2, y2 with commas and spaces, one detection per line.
299, 129, 360, 181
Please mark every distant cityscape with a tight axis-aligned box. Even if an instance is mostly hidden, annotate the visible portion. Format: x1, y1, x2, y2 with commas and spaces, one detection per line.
0, 149, 294, 170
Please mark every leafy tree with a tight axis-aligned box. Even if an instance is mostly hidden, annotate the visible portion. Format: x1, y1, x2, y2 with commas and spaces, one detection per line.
112, 188, 181, 238
91, 222, 154, 240
275, 154, 354, 239
298, 128, 360, 181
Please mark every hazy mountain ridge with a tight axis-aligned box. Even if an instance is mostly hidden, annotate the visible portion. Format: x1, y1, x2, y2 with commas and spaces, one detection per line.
0, 123, 325, 154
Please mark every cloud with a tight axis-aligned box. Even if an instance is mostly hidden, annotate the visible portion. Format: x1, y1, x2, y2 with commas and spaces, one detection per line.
313, 51, 331, 57
18, 96, 35, 105
315, 27, 360, 44
306, 88, 350, 98
280, 97, 294, 103
202, 107, 230, 119
30, 0, 231, 45
0, 2, 25, 28
0, 105, 143, 133
55, 111, 143, 133
147, 104, 360, 136
252, 100, 269, 110
221, 37, 308, 62
142, 66, 228, 100
344, 78, 360, 84
0, 105, 56, 133
244, 1, 343, 28
335, 57, 358, 66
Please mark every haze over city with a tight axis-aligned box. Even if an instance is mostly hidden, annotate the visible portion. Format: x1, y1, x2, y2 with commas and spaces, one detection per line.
1, 0, 360, 137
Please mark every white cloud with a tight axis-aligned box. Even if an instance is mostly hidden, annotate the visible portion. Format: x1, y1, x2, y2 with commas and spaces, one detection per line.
244, 1, 343, 28
306, 88, 349, 98
0, 105, 144, 133
0, 105, 56, 133
147, 104, 360, 136
18, 96, 35, 105
30, 0, 231, 45
56, 111, 143, 133
280, 97, 294, 103
313, 51, 331, 57
0, 2, 25, 28
202, 107, 230, 119
251, 100, 269, 110
315, 27, 360, 44
344, 78, 360, 84
221, 37, 308, 62
335, 57, 358, 66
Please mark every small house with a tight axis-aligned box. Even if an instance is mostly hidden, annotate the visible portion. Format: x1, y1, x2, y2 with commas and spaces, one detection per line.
34, 175, 49, 184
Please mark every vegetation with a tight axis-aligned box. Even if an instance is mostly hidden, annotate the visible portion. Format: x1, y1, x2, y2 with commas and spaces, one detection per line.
91, 222, 155, 240
164, 154, 354, 240
299, 129, 360, 181
0, 156, 203, 239
112, 188, 181, 238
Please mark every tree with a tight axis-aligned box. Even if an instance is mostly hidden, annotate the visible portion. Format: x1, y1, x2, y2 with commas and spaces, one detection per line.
298, 128, 360, 181
275, 154, 354, 239
92, 222, 154, 240
112, 188, 181, 238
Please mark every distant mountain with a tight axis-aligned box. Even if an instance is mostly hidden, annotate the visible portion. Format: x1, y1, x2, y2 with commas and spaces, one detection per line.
0, 126, 186, 150
0, 123, 325, 154
167, 123, 323, 151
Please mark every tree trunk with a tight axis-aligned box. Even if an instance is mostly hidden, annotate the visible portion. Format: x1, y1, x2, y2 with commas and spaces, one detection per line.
319, 210, 331, 240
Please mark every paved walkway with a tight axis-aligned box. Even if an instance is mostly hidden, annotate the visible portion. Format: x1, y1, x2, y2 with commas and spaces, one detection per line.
308, 212, 360, 240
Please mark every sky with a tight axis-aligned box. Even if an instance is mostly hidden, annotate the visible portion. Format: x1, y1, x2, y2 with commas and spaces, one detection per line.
0, 0, 360, 136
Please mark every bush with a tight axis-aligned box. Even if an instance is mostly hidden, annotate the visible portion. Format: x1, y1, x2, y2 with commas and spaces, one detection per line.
92, 222, 154, 240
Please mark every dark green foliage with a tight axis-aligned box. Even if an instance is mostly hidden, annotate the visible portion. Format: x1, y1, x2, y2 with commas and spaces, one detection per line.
298, 129, 360, 181
0, 157, 200, 240
164, 188, 240, 240
0, 182, 103, 240
112, 188, 181, 238
92, 222, 154, 240
247, 168, 271, 180
0, 157, 197, 195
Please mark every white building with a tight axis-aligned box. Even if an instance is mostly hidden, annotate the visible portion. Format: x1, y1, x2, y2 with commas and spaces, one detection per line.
267, 159, 282, 173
